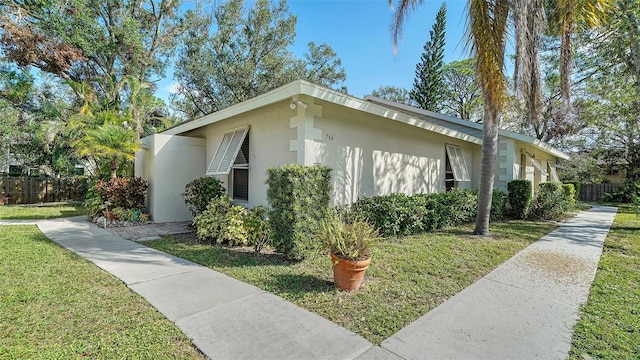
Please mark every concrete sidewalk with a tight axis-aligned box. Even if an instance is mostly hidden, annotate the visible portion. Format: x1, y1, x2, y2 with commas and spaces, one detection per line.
26, 206, 616, 360
362, 205, 617, 360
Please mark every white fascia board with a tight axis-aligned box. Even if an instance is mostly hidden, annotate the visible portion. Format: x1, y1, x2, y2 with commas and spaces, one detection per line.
163, 82, 306, 135
165, 80, 483, 145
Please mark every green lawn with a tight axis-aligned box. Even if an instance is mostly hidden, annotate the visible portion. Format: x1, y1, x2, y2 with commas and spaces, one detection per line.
0, 202, 86, 219
569, 204, 640, 359
148, 220, 558, 344
0, 225, 205, 359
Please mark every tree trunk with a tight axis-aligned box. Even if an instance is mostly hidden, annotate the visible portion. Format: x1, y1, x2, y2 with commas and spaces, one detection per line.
473, 104, 501, 236
110, 157, 118, 178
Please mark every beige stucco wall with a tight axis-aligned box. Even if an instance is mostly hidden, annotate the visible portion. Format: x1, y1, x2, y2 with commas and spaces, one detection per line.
304, 97, 477, 205
182, 102, 296, 208
510, 143, 558, 195
135, 134, 206, 222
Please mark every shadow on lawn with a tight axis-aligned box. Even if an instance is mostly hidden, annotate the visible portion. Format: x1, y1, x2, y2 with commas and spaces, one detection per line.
267, 273, 335, 294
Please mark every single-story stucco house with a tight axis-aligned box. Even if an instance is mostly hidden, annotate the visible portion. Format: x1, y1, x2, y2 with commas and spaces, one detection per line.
135, 80, 569, 222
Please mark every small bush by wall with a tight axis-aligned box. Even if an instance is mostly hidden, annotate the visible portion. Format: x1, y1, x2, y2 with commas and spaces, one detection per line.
94, 177, 148, 210
192, 196, 270, 248
528, 181, 569, 220
193, 195, 249, 246
507, 180, 532, 219
182, 177, 226, 216
265, 164, 332, 260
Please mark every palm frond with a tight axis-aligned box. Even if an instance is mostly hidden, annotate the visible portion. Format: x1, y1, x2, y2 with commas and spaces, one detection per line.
389, 0, 424, 53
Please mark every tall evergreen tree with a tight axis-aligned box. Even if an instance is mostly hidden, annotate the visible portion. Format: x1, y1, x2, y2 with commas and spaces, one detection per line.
410, 2, 447, 112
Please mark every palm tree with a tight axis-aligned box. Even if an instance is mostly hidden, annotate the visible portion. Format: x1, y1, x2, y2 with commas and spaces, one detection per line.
75, 122, 142, 178
389, 0, 611, 235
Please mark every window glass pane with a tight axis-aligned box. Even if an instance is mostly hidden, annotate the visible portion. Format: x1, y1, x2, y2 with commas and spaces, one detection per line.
233, 168, 249, 201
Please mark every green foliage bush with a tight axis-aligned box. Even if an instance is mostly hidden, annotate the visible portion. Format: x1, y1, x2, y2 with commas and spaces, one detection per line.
193, 195, 249, 246
350, 189, 507, 238
265, 164, 332, 260
528, 181, 571, 220
602, 181, 640, 203
508, 180, 532, 219
562, 184, 576, 209
94, 177, 148, 210
84, 187, 106, 218
563, 181, 581, 200
490, 189, 508, 221
192, 196, 270, 249
182, 177, 226, 216
244, 206, 271, 252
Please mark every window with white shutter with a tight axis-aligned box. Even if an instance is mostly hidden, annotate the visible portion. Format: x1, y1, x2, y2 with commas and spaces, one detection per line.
206, 126, 249, 175
523, 151, 548, 176
445, 144, 471, 182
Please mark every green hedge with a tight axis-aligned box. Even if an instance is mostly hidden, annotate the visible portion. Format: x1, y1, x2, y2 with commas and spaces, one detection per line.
563, 181, 581, 200
508, 180, 532, 219
265, 165, 332, 260
350, 189, 507, 237
562, 184, 576, 209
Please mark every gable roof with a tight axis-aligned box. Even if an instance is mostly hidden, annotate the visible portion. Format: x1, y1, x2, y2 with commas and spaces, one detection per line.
164, 80, 569, 160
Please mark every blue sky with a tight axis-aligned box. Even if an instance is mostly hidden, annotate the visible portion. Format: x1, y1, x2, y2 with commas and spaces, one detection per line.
156, 0, 472, 102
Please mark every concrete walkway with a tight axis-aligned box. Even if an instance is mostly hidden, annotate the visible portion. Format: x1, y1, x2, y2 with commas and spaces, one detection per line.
3, 206, 616, 359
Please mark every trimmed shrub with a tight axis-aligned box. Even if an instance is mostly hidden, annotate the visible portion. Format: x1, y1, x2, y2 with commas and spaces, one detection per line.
265, 165, 332, 260
562, 184, 576, 210
508, 180, 532, 219
563, 181, 581, 201
182, 177, 226, 216
94, 177, 148, 210
351, 189, 489, 237
528, 181, 567, 220
490, 189, 508, 221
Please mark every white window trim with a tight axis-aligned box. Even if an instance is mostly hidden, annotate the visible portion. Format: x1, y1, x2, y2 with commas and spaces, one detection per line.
523, 151, 548, 176
548, 161, 560, 182
445, 144, 471, 182
206, 126, 249, 176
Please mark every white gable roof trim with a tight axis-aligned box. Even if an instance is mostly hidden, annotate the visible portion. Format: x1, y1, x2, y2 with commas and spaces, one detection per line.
164, 80, 568, 160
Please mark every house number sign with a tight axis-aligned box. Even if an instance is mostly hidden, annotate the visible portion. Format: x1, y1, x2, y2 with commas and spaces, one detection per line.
325, 134, 335, 141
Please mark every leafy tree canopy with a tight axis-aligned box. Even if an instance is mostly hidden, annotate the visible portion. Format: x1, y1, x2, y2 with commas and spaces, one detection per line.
172, 0, 347, 118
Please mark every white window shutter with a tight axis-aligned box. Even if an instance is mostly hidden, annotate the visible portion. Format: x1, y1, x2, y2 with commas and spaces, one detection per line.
446, 145, 471, 181
548, 161, 559, 181
206, 127, 249, 175
523, 152, 548, 176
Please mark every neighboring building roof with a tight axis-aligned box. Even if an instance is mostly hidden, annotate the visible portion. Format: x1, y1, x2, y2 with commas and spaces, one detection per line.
164, 80, 569, 160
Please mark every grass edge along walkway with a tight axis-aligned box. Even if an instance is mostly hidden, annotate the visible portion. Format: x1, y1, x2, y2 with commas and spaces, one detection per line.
569, 204, 640, 359
0, 225, 206, 359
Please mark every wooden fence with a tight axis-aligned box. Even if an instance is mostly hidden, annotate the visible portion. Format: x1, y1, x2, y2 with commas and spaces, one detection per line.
578, 183, 622, 202
0, 177, 87, 205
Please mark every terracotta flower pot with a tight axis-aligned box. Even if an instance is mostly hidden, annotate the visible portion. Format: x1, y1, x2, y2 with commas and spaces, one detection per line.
102, 210, 116, 220
330, 253, 371, 291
